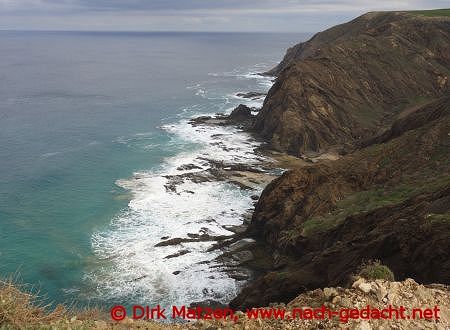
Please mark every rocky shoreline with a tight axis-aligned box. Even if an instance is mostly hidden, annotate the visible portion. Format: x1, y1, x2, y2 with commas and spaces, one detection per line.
156, 9, 450, 314
151, 101, 290, 295
150, 96, 341, 301
141, 8, 450, 318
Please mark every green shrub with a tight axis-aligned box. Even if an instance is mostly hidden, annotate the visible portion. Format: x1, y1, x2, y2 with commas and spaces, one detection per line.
357, 260, 395, 281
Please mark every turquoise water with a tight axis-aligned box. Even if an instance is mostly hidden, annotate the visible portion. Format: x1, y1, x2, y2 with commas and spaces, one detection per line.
0, 31, 305, 307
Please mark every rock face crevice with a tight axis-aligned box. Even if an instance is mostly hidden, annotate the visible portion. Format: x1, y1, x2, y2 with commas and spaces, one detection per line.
254, 12, 450, 155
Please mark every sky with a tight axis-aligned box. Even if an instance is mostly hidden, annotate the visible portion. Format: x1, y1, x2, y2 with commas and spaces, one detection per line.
0, 0, 449, 32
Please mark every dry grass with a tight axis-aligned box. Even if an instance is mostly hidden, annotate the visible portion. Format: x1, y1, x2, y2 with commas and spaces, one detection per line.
0, 276, 68, 329
0, 276, 181, 329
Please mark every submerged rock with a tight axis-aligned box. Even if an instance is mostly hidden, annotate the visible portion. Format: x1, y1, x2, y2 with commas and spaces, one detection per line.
164, 249, 190, 259
235, 92, 266, 99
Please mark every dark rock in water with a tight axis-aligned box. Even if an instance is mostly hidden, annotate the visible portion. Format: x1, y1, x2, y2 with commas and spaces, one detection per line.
228, 104, 253, 122
251, 195, 259, 201
228, 270, 252, 281
176, 164, 202, 171
164, 249, 190, 259
186, 104, 258, 130
226, 164, 265, 173
155, 234, 230, 247
127, 275, 148, 283
229, 238, 256, 251
161, 236, 170, 240
222, 224, 247, 235
219, 250, 254, 267
188, 116, 212, 125
236, 92, 266, 99
172, 271, 181, 275
211, 133, 225, 138
155, 237, 185, 247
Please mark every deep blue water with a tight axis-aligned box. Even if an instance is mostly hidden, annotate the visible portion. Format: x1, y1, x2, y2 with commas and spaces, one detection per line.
0, 31, 306, 307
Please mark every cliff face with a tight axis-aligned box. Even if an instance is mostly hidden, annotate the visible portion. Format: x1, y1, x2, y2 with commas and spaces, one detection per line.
255, 12, 450, 155
232, 96, 450, 309
251, 96, 450, 247
231, 11, 450, 309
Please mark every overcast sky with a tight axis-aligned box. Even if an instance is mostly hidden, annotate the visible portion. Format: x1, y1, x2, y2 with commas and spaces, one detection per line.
0, 0, 448, 32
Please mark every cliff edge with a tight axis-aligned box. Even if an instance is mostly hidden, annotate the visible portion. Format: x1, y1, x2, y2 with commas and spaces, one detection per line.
254, 11, 450, 155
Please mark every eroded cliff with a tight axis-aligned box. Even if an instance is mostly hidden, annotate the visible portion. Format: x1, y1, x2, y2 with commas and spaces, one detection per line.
231, 10, 450, 310
255, 11, 450, 155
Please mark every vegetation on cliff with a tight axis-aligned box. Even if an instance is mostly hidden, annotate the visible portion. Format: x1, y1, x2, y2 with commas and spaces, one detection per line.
232, 10, 450, 310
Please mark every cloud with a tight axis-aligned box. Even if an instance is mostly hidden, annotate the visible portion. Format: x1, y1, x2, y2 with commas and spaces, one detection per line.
0, 0, 448, 31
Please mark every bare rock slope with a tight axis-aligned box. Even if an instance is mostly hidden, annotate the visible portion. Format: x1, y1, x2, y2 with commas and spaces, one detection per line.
255, 11, 450, 155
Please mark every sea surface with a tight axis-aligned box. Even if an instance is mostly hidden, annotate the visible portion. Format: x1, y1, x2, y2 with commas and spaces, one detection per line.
0, 31, 307, 308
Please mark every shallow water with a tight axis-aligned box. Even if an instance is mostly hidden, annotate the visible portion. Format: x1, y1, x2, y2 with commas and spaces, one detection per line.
0, 31, 307, 307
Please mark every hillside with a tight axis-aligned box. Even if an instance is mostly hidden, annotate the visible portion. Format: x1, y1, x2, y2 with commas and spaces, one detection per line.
230, 10, 450, 310
255, 11, 450, 155
232, 96, 450, 308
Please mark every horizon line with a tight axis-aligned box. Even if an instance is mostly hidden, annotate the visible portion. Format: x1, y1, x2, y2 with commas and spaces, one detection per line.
0, 29, 313, 34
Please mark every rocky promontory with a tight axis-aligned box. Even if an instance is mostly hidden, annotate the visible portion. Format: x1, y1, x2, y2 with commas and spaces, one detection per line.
229, 10, 450, 311
254, 11, 450, 155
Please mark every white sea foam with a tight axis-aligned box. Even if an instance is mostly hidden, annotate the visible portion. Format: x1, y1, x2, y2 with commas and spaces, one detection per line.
86, 67, 276, 306
208, 64, 275, 90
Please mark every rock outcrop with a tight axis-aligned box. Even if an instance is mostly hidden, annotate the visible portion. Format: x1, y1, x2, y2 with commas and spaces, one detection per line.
254, 11, 450, 155
228, 104, 254, 123
188, 104, 255, 128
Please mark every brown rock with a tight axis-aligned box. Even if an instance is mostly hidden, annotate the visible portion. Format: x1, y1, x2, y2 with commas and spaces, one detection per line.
256, 12, 450, 155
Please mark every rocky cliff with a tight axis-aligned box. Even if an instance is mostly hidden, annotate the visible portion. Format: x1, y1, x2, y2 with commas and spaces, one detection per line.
255, 11, 450, 155
231, 10, 450, 310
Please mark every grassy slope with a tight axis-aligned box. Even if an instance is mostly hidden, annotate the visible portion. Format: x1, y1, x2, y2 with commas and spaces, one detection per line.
407, 8, 450, 17
0, 277, 171, 329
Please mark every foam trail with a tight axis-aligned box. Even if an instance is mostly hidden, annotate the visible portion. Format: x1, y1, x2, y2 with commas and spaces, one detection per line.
86, 66, 276, 307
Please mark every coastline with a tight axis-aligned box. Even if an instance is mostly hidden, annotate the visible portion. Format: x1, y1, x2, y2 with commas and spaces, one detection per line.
152, 98, 289, 305
85, 70, 286, 308
170, 96, 346, 308
170, 94, 353, 308
1, 9, 449, 330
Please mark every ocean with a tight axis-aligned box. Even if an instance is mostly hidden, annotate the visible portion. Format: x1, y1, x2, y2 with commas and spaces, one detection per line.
0, 31, 307, 308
